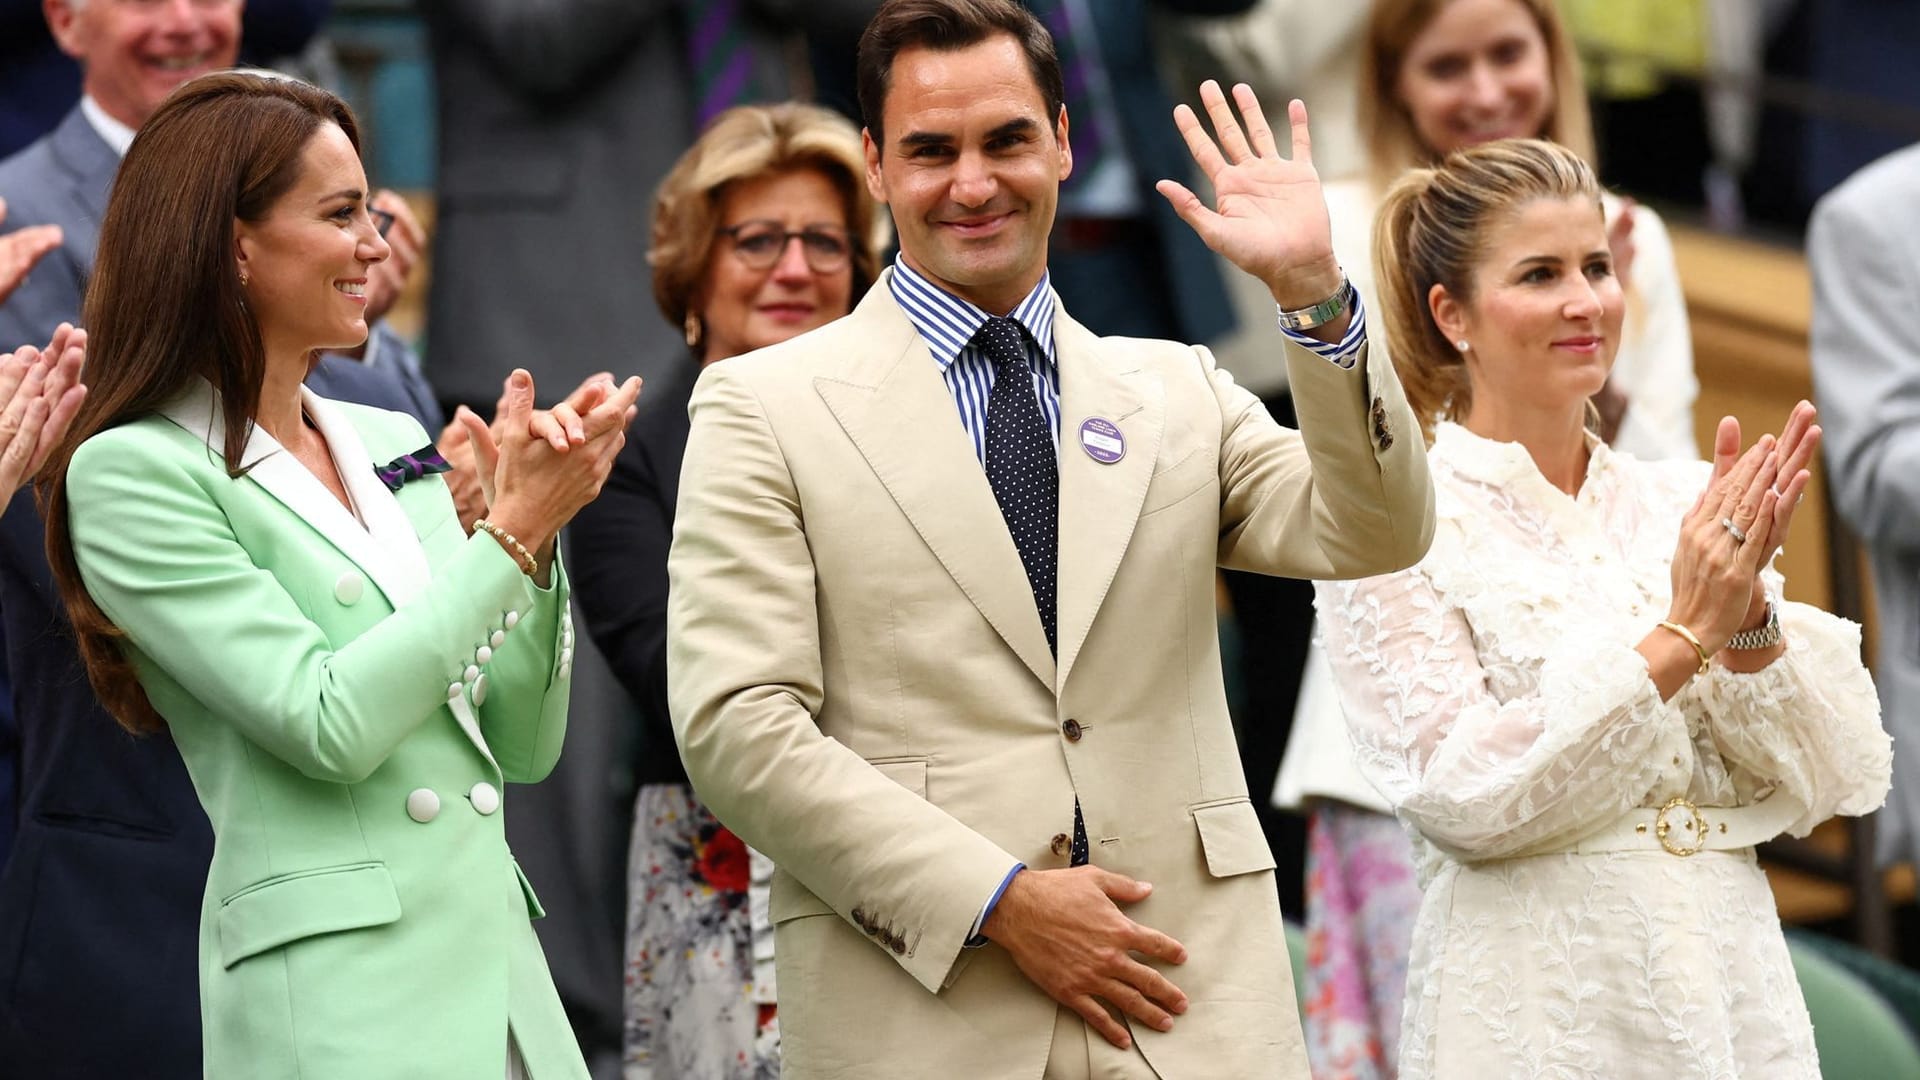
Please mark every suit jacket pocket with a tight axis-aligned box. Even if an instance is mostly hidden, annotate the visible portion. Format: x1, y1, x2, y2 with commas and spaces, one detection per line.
867, 755, 929, 798
1191, 797, 1277, 878
1139, 449, 1215, 517
217, 861, 401, 969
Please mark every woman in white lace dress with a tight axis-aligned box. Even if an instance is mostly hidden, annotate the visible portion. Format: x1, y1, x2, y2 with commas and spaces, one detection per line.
1315, 138, 1891, 1079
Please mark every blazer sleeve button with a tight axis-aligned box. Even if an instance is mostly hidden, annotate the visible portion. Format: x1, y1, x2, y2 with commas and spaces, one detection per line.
890, 935, 907, 955
1050, 832, 1071, 857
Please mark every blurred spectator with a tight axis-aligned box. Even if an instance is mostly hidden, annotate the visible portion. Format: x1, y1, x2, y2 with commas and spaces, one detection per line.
569, 101, 885, 1080
1808, 143, 1920, 871
0, 0, 333, 159
1275, 2, 1701, 1075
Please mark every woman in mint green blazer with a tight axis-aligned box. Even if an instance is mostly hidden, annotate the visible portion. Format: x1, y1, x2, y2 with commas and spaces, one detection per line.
40, 73, 640, 1080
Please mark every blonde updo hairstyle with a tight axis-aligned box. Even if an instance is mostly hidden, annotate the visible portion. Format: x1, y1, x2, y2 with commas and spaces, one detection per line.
1373, 138, 1602, 443
649, 102, 890, 340
1359, 0, 1594, 192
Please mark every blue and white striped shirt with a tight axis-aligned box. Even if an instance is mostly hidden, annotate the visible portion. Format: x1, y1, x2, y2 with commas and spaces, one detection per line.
889, 258, 1064, 464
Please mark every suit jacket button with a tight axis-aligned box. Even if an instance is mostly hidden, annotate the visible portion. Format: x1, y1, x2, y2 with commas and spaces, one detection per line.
469, 781, 501, 815
334, 571, 365, 605
406, 788, 440, 823
1050, 832, 1071, 856
1062, 718, 1083, 742
890, 935, 907, 955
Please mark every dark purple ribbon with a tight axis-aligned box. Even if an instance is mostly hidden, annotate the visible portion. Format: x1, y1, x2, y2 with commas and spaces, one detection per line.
374, 445, 452, 492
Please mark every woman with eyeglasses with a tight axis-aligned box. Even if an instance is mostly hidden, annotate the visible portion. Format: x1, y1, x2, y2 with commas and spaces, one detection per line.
566, 102, 887, 1080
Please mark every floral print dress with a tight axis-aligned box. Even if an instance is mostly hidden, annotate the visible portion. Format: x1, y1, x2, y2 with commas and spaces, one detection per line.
622, 783, 779, 1080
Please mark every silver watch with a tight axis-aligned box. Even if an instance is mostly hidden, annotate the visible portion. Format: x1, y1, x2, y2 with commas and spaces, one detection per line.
1276, 277, 1354, 332
1725, 601, 1782, 651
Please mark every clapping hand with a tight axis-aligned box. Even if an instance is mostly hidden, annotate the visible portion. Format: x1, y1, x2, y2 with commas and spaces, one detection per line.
0, 323, 87, 500
1704, 401, 1820, 609
437, 371, 618, 531
0, 197, 63, 308
1157, 82, 1343, 312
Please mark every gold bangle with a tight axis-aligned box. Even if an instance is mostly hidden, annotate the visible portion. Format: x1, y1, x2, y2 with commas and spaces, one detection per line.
474, 519, 539, 577
1656, 620, 1711, 675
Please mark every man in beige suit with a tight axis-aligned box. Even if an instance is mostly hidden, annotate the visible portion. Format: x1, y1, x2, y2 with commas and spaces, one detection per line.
666, 1, 1432, 1076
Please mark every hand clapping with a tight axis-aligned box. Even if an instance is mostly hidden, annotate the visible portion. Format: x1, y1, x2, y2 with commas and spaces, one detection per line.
0, 323, 87, 503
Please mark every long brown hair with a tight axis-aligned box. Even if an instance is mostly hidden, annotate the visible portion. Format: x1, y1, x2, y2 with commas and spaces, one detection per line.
1359, 0, 1594, 191
41, 71, 361, 733
1372, 138, 1601, 442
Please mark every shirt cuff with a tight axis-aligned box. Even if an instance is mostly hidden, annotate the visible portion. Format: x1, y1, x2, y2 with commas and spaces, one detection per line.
963, 862, 1025, 948
1276, 287, 1367, 370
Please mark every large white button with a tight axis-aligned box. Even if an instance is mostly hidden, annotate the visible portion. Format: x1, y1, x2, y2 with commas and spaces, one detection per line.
406, 788, 440, 823
471, 673, 489, 707
504, 610, 521, 630
334, 571, 366, 605
476, 645, 493, 666
490, 630, 507, 649
463, 664, 481, 683
469, 782, 500, 815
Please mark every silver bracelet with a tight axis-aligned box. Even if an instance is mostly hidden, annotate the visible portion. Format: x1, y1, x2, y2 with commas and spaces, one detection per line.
1725, 600, 1783, 651
1276, 277, 1354, 332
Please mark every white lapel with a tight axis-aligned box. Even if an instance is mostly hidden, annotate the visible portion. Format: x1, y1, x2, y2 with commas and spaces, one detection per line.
301, 388, 432, 608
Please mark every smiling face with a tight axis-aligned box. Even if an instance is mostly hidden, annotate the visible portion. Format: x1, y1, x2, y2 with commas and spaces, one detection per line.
695, 166, 856, 364
233, 123, 391, 366
864, 33, 1071, 315
1396, 0, 1552, 156
48, 0, 243, 131
1433, 195, 1623, 426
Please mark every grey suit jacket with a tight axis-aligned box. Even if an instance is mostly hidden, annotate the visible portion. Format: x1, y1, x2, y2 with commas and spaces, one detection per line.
0, 105, 437, 419
419, 0, 827, 408
1809, 142, 1920, 867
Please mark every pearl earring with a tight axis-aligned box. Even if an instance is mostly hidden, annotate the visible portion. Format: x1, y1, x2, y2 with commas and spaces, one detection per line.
239, 268, 249, 287
683, 311, 702, 349
1455, 339, 1470, 352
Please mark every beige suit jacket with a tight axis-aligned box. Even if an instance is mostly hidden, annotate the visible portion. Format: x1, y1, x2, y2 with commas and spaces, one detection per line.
667, 273, 1433, 1078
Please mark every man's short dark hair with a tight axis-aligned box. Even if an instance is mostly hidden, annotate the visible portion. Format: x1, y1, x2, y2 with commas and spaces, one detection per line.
856, 0, 1066, 147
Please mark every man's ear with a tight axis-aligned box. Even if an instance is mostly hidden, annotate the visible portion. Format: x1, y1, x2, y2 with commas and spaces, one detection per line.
44, 0, 87, 60
1055, 104, 1073, 183
862, 128, 887, 205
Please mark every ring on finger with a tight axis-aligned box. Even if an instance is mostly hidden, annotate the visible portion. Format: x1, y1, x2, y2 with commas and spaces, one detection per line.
1721, 516, 1749, 544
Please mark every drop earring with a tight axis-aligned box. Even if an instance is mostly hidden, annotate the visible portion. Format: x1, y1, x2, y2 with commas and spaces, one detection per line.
684, 311, 702, 349
239, 267, 250, 287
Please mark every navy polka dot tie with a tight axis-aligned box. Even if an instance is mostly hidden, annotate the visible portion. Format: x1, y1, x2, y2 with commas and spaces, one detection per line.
975, 317, 1085, 865
976, 316, 1057, 654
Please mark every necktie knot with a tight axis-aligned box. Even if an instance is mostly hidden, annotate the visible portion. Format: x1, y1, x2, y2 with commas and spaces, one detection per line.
973, 316, 1031, 375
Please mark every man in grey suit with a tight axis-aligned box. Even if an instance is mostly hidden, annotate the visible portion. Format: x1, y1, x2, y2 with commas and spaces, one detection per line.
1809, 143, 1920, 868
0, 0, 437, 423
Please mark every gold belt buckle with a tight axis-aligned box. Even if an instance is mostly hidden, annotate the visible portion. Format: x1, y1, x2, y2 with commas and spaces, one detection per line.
1654, 796, 1708, 857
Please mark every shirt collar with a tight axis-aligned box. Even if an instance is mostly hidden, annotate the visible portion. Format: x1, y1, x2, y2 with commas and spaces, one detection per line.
888, 256, 1058, 372
1431, 420, 1613, 496
80, 95, 137, 159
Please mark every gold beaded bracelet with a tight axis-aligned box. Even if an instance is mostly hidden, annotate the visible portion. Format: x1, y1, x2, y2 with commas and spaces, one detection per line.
474, 519, 539, 577
1656, 620, 1711, 676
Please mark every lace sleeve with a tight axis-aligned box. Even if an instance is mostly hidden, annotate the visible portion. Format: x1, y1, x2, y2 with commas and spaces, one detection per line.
1698, 599, 1892, 834
1315, 570, 1693, 861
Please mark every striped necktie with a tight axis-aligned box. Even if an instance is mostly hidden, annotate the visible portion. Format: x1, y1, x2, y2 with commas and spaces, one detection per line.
686, 0, 763, 132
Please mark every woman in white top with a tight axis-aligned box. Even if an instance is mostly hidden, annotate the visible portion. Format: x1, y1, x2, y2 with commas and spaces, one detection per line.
1287, 4, 1702, 1074
1316, 137, 1889, 1079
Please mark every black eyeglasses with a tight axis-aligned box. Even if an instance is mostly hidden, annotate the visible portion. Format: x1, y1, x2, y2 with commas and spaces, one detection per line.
717, 220, 852, 273
370, 207, 396, 238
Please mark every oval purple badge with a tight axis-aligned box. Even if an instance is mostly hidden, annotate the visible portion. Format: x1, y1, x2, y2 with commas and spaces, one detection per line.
1079, 417, 1125, 464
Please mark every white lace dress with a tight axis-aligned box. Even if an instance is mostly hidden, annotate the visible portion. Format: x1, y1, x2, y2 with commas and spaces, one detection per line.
1316, 423, 1893, 1079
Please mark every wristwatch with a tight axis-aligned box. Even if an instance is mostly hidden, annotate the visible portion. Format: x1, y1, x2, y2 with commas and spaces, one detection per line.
1725, 600, 1783, 651
1276, 277, 1354, 332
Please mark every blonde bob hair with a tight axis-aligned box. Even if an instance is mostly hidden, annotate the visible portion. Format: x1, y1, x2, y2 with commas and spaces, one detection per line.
1373, 138, 1602, 443
1359, 0, 1595, 191
649, 102, 889, 336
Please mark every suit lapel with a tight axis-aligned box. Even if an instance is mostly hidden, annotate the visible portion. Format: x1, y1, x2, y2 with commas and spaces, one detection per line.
814, 284, 1056, 690
50, 107, 118, 274
1053, 310, 1161, 688
157, 383, 422, 612
301, 388, 433, 608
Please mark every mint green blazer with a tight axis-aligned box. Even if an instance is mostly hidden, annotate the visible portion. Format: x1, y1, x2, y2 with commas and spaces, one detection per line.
66, 383, 589, 1080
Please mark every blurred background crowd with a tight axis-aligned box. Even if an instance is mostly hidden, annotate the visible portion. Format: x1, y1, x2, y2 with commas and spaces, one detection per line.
5, 1, 1920, 1078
